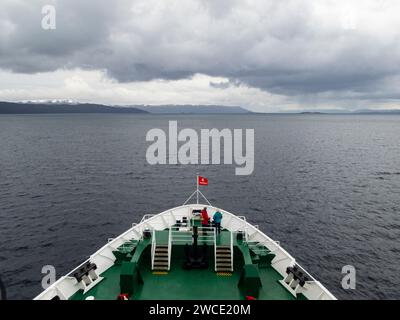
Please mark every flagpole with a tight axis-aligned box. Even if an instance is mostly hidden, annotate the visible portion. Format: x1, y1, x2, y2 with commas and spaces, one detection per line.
196, 174, 199, 204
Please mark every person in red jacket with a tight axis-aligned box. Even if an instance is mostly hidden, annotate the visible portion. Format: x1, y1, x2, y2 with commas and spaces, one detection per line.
201, 207, 209, 226
201, 207, 209, 235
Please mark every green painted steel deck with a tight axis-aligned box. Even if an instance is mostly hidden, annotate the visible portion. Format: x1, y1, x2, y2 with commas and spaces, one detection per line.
69, 229, 307, 300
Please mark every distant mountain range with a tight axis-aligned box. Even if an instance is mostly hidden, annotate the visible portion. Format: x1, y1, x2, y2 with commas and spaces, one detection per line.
137, 105, 250, 114
0, 101, 251, 114
0, 101, 147, 114
1, 101, 400, 114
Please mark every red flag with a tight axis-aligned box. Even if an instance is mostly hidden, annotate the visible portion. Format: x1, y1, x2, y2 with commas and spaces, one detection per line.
198, 176, 208, 186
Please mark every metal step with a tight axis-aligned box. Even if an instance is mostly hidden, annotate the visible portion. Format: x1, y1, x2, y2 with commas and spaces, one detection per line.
155, 251, 168, 255
154, 262, 168, 267
215, 246, 232, 273
216, 263, 232, 268
155, 247, 168, 251
154, 257, 168, 261
154, 260, 168, 264
153, 266, 168, 271
152, 243, 170, 271
155, 249, 168, 253
215, 244, 232, 272
216, 254, 231, 258
155, 253, 168, 258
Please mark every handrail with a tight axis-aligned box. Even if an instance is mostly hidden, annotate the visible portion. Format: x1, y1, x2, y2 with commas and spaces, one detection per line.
170, 226, 215, 232
168, 227, 172, 271
213, 227, 217, 272
170, 226, 215, 244
230, 231, 233, 272
151, 229, 155, 270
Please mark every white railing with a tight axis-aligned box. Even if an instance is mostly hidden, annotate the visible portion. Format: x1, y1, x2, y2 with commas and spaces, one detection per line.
214, 227, 217, 272
151, 229, 156, 270
230, 231, 234, 272
196, 226, 215, 243
170, 226, 215, 243
168, 227, 172, 270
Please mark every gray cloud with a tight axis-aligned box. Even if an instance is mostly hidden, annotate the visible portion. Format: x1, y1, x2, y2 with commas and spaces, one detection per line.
1, 0, 400, 108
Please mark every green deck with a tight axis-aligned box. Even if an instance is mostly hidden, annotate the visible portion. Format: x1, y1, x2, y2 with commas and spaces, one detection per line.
70, 229, 306, 300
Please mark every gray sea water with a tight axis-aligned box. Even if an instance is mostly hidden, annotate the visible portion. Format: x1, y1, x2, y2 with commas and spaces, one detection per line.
1, 114, 400, 300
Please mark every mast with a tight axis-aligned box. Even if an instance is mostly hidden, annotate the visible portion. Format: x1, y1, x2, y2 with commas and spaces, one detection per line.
182, 175, 211, 206
196, 174, 199, 204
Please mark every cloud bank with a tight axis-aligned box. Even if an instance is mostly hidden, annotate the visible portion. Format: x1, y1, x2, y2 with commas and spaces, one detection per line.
1, 0, 400, 111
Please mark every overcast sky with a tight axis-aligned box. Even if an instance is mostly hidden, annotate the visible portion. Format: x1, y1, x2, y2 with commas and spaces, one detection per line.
0, 0, 399, 112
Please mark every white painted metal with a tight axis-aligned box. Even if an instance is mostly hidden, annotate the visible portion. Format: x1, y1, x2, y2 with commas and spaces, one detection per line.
168, 227, 172, 271
230, 231, 234, 272
183, 177, 212, 206
34, 203, 336, 300
151, 229, 156, 270
213, 227, 217, 272
183, 190, 197, 206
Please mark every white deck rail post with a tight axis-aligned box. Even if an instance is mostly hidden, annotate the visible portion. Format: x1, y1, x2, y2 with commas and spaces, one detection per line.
214, 227, 217, 272
151, 229, 155, 270
230, 231, 234, 272
168, 227, 172, 270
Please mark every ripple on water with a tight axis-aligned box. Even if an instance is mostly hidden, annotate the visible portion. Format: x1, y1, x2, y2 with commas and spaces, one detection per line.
1, 114, 400, 299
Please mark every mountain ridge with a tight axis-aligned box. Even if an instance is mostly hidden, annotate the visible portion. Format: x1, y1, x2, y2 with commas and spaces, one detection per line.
137, 104, 250, 114
0, 101, 147, 114
0, 101, 251, 114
